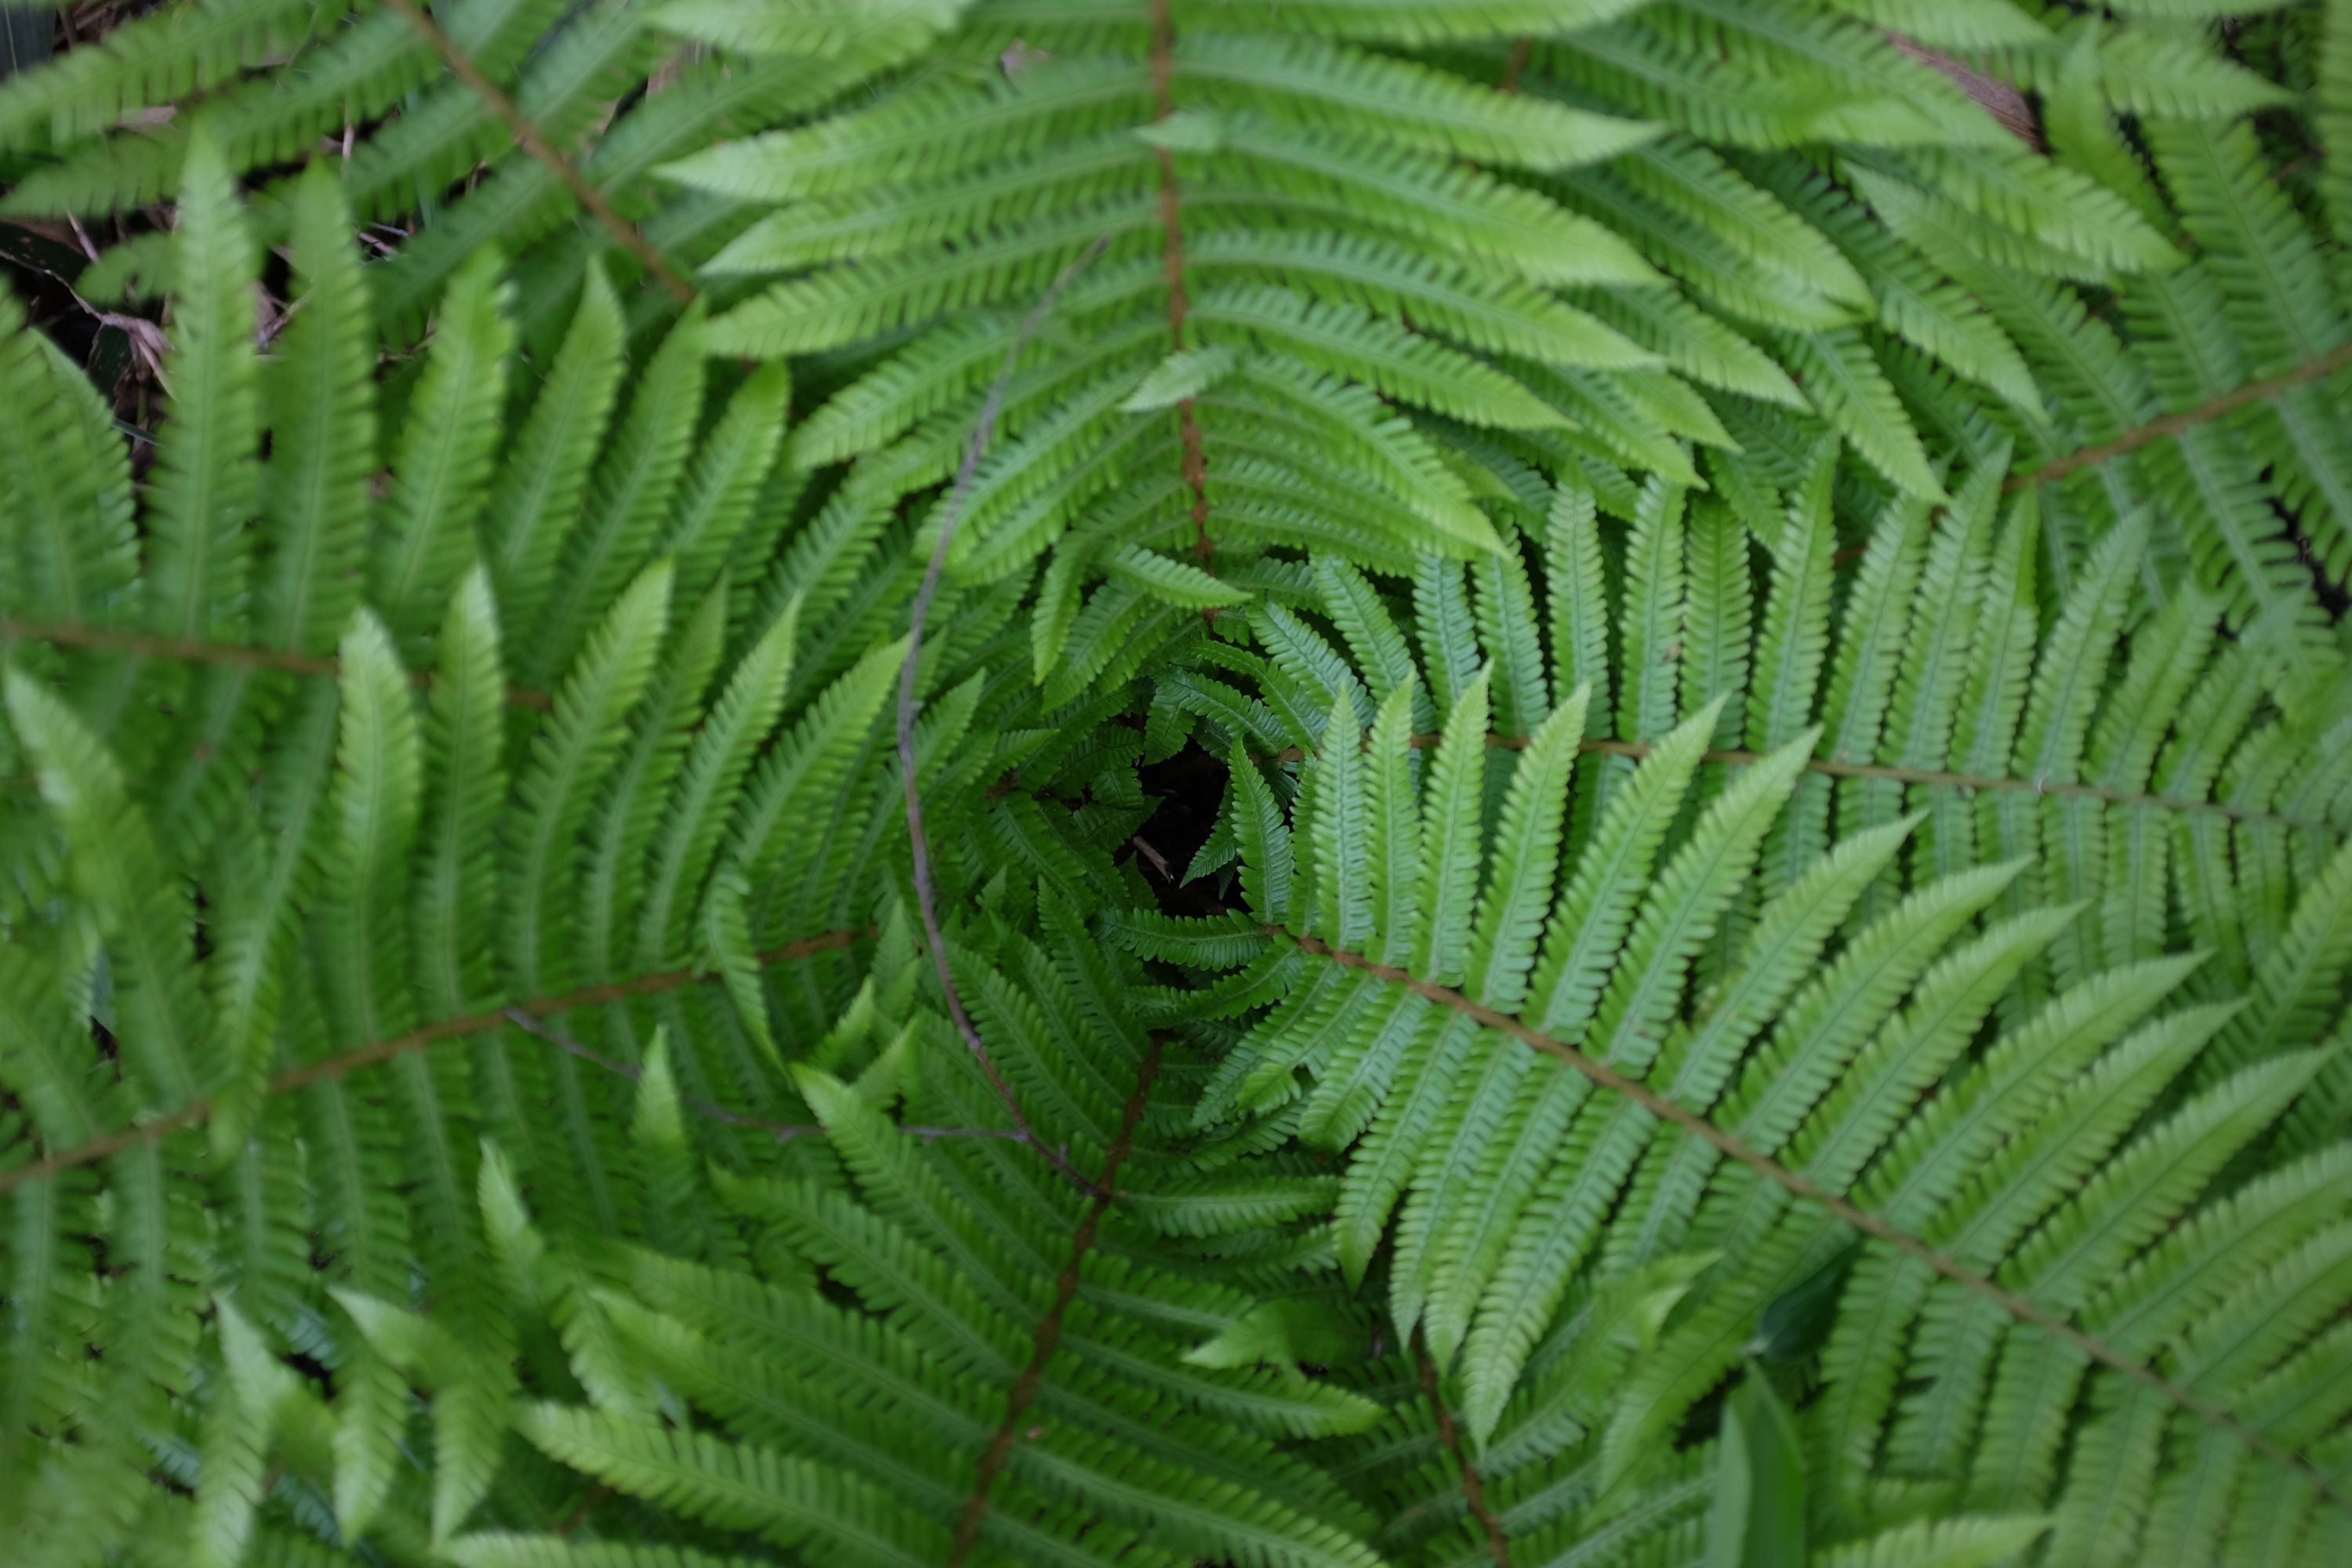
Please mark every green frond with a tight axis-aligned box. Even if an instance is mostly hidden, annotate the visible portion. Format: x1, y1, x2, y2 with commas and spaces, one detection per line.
6, 5, 2352, 1564
416, 568, 510, 1020
518, 1403, 949, 1566
256, 162, 376, 659
147, 126, 262, 644
1457, 731, 1813, 1437
581, 575, 730, 987
448, 1537, 767, 1567
1189, 284, 1560, 435
520, 307, 706, 688
1814, 1514, 2052, 1568
2325, 0, 2352, 249
655, 0, 967, 60
370, 248, 516, 646
637, 598, 800, 967
1172, 31, 1653, 168
1181, 0, 1651, 46
5, 669, 209, 1109
725, 632, 905, 918
0, 0, 320, 155
1777, 329, 1947, 499
1745, 443, 1839, 761
508, 561, 675, 994
479, 262, 629, 631
1462, 688, 1594, 1011
319, 612, 423, 1047
0, 312, 136, 629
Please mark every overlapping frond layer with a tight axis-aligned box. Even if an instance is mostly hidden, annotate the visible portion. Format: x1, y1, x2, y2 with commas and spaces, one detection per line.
0, 145, 1254, 1564
674, 0, 2029, 612
1112, 458, 2352, 1561
5, 3, 2352, 1566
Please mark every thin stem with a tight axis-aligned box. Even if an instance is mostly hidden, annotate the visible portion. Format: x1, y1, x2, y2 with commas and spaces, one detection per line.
2, 615, 325, 681
0, 615, 552, 710
378, 0, 695, 304
2008, 336, 2352, 492
1497, 36, 1533, 95
1276, 927, 2350, 1515
499, 1007, 812, 1137
1417, 1327, 1513, 1567
897, 234, 1111, 1199
946, 1041, 1162, 1568
1149, 0, 1214, 570
0, 929, 873, 1193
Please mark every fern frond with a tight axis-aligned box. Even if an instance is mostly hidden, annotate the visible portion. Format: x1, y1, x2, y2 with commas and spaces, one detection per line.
6, 6, 2352, 1563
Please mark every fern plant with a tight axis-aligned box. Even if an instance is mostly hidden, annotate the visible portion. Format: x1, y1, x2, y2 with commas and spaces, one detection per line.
5, 2, 2352, 1567
1114, 455, 2352, 1562
0, 126, 1201, 1563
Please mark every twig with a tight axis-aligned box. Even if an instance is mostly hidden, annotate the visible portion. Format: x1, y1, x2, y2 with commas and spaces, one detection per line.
896, 234, 1112, 1198
1276, 927, 2352, 1516
1887, 34, 2040, 148
2, 236, 174, 383
377, 0, 695, 303
1128, 835, 1174, 880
